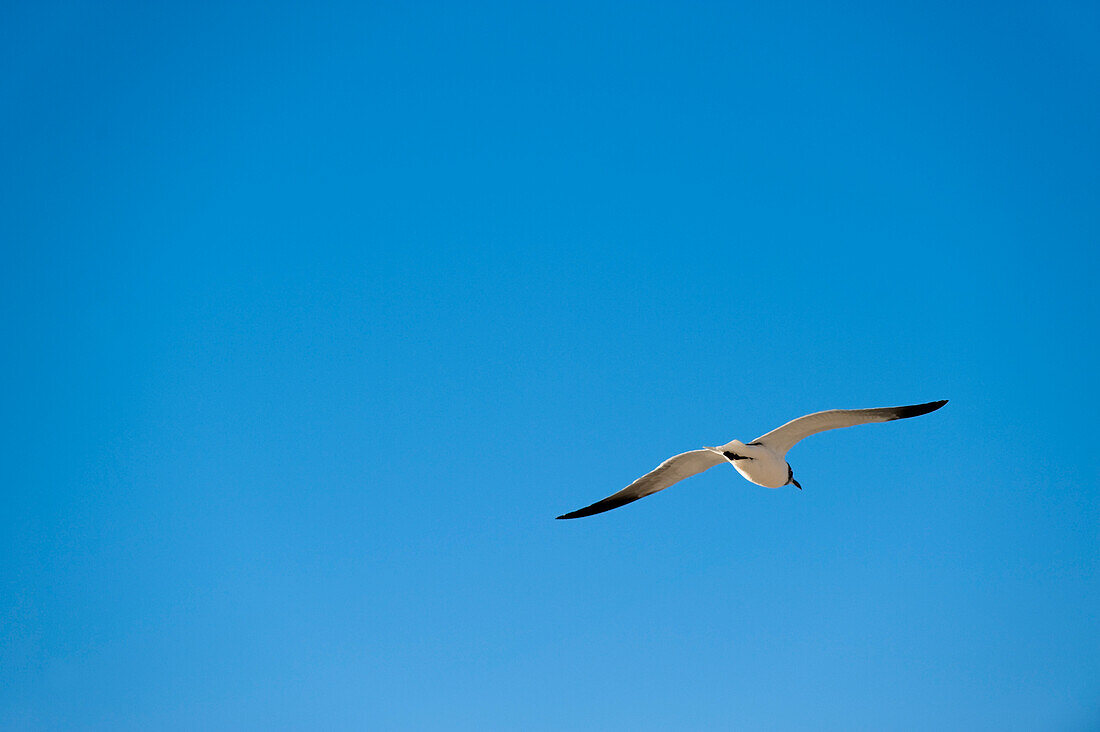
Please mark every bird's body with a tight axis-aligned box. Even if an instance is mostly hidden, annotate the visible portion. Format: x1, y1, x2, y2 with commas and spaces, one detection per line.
556, 399, 947, 519
713, 440, 790, 488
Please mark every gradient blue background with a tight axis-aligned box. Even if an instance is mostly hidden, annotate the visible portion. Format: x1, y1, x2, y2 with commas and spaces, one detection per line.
3, 1, 1098, 729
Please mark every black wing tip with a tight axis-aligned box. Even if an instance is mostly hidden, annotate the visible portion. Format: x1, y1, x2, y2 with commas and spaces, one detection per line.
890, 399, 948, 420
555, 494, 641, 520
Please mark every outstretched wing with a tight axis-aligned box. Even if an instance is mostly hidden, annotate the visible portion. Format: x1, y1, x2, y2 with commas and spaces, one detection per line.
556, 449, 726, 520
753, 400, 948, 456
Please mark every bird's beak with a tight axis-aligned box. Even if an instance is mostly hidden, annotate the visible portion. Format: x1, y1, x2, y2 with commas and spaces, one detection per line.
791, 479, 802, 490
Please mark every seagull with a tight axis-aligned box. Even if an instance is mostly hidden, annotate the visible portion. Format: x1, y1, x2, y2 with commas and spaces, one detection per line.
556, 400, 948, 519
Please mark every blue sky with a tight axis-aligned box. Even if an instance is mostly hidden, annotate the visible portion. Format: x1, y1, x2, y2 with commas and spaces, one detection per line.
2, 1, 1098, 729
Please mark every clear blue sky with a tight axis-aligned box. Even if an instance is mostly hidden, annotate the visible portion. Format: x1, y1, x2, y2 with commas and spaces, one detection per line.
2, 1, 1098, 729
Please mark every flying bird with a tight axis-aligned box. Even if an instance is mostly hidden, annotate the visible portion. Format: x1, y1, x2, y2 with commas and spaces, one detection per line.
556, 400, 948, 519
